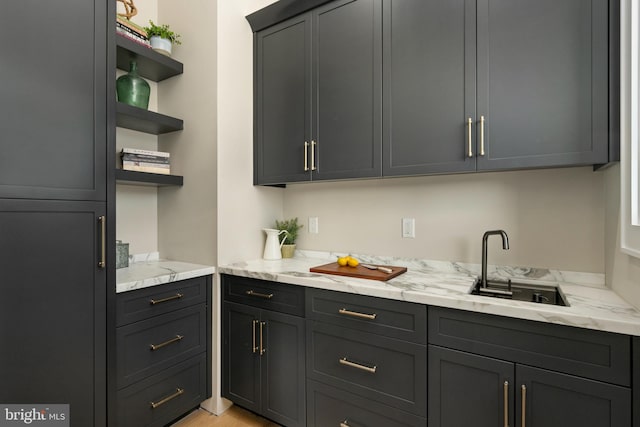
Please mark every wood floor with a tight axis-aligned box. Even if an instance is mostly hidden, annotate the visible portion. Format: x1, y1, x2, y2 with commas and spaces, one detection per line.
172, 406, 280, 427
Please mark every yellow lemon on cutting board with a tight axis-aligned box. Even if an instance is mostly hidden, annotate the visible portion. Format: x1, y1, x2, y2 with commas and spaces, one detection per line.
337, 255, 359, 267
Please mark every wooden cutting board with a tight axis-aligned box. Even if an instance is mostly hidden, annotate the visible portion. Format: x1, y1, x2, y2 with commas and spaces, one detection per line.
310, 262, 407, 281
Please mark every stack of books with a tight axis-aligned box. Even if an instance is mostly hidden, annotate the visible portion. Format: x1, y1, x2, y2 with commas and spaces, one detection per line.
121, 148, 171, 175
116, 17, 151, 48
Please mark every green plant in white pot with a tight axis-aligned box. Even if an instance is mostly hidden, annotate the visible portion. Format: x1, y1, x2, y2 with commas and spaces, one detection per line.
275, 218, 303, 258
144, 20, 181, 56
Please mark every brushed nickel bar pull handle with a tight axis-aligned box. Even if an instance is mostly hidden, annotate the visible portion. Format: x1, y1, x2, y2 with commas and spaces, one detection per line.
311, 140, 317, 171
479, 115, 486, 156
503, 381, 509, 427
304, 141, 309, 171
98, 216, 106, 268
339, 357, 377, 374
340, 421, 349, 427
149, 293, 184, 305
259, 321, 266, 355
245, 290, 274, 299
252, 319, 258, 353
150, 335, 184, 351
338, 308, 377, 320
150, 388, 184, 409
521, 384, 527, 427
467, 117, 473, 157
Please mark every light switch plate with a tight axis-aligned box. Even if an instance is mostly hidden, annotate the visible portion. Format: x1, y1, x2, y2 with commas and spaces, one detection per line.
402, 218, 415, 238
309, 217, 319, 234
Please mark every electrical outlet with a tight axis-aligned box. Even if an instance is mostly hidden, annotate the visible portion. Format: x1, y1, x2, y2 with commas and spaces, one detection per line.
309, 217, 319, 234
402, 218, 415, 238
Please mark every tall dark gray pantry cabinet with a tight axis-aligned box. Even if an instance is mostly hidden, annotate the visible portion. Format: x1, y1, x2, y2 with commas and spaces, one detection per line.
0, 1, 114, 426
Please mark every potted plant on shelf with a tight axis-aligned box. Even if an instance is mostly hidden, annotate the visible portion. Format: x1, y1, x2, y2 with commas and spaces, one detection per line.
143, 20, 181, 56
275, 218, 303, 258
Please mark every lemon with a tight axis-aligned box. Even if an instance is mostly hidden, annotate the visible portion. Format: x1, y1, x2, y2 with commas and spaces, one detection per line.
337, 256, 348, 266
347, 257, 359, 267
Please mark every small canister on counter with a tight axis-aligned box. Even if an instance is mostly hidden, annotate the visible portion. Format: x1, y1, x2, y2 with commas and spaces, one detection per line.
116, 240, 129, 269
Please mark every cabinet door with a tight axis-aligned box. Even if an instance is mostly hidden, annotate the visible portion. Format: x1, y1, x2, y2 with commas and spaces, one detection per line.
255, 14, 312, 185
312, 0, 382, 180
383, 0, 476, 176
221, 302, 261, 413
0, 0, 107, 201
476, 0, 610, 170
0, 200, 107, 427
517, 365, 631, 427
261, 310, 306, 427
428, 345, 514, 427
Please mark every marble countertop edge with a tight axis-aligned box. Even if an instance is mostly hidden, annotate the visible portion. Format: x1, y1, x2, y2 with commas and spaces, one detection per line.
116, 259, 215, 293
217, 253, 640, 337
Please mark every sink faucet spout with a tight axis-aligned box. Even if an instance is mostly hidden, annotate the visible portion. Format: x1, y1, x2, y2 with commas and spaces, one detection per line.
481, 230, 509, 288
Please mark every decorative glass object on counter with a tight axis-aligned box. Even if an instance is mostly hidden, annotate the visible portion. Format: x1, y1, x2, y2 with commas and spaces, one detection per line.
116, 240, 129, 269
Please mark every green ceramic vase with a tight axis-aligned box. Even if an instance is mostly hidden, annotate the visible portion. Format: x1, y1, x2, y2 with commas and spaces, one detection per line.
116, 60, 150, 109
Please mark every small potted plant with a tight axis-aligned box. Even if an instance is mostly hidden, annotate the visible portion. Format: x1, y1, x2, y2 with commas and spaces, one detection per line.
144, 20, 181, 56
275, 218, 303, 258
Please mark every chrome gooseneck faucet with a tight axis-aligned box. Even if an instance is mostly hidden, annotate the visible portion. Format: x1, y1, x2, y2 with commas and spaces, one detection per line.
481, 230, 509, 288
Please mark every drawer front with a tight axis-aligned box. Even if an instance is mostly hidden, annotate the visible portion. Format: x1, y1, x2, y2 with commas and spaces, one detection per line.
222, 274, 305, 316
117, 354, 208, 427
116, 276, 209, 326
307, 288, 427, 343
307, 380, 427, 427
307, 321, 427, 417
428, 306, 631, 386
117, 304, 207, 389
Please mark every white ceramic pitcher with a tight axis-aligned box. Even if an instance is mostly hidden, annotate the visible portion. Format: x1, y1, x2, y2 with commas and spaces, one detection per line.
263, 228, 288, 260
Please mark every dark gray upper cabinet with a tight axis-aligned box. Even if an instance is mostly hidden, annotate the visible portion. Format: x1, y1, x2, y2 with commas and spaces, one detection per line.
312, 0, 382, 181
255, 14, 312, 184
0, 0, 107, 201
383, 0, 477, 176
384, 0, 614, 176
476, 0, 611, 170
253, 0, 382, 185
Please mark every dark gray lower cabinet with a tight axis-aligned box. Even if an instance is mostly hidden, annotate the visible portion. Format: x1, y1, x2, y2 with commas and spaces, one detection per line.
428, 307, 633, 427
221, 276, 306, 427
307, 379, 426, 427
305, 288, 427, 426
0, 200, 107, 427
115, 276, 212, 427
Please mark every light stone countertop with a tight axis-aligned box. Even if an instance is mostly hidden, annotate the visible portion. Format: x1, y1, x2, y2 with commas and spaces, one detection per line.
116, 254, 215, 293
218, 250, 640, 336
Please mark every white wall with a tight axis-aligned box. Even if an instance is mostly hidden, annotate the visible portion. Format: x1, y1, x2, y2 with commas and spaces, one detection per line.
605, 165, 640, 308
212, 0, 282, 414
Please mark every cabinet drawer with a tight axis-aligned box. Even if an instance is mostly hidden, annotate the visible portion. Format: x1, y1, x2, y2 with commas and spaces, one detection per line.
116, 354, 207, 427
222, 274, 305, 316
117, 305, 207, 389
428, 306, 631, 386
307, 321, 427, 417
306, 288, 427, 343
116, 276, 209, 326
307, 380, 426, 427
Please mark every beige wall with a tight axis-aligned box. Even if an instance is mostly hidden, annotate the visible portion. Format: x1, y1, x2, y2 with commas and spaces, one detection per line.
284, 167, 606, 273
156, 0, 217, 265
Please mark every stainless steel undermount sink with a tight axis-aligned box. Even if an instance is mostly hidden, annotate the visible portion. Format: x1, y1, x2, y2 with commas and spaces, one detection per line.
470, 278, 569, 306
